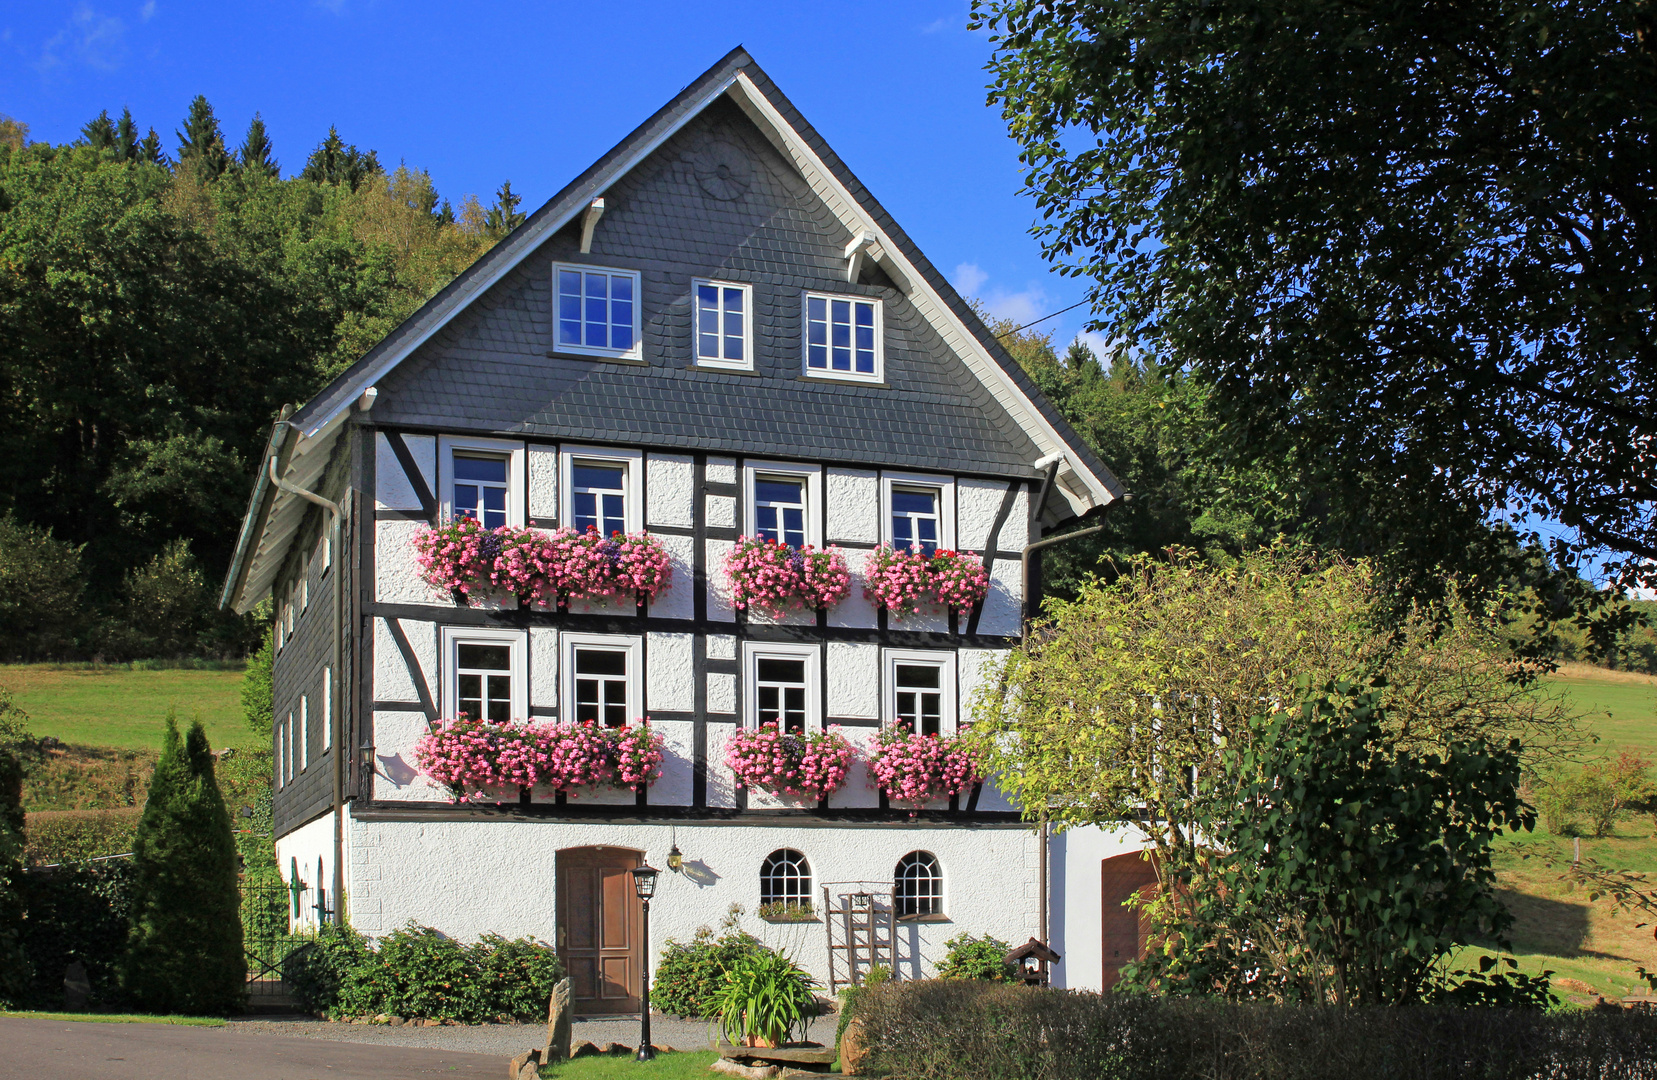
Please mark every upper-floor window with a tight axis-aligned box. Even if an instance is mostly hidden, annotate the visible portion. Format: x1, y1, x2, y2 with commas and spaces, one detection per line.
742, 461, 822, 548
560, 447, 643, 535
441, 627, 527, 724
803, 292, 882, 382
439, 436, 525, 529
695, 280, 751, 370
884, 650, 957, 737
561, 632, 641, 728
880, 472, 955, 553
754, 478, 805, 548
556, 265, 641, 359
453, 454, 509, 529
744, 642, 820, 732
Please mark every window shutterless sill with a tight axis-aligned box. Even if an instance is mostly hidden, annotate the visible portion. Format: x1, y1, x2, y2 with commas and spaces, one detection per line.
760, 917, 823, 925
798, 373, 889, 389
896, 913, 952, 924
690, 363, 764, 376
546, 350, 650, 366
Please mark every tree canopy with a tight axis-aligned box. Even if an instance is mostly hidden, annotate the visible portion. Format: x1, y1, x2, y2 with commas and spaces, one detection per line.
973, 0, 1657, 591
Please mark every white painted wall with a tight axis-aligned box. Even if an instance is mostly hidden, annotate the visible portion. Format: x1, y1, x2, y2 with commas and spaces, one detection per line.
528, 445, 559, 519
647, 632, 694, 713
825, 469, 878, 544
375, 520, 448, 606
647, 454, 695, 527
343, 817, 1041, 985
1047, 824, 1148, 992
275, 810, 341, 933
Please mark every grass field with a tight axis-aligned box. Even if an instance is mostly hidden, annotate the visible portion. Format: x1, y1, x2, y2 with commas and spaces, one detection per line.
0, 663, 253, 751
0, 1011, 227, 1027
543, 1051, 718, 1079
1547, 662, 1657, 759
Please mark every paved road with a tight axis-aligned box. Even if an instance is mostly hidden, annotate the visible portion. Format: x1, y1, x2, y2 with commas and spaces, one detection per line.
0, 1017, 506, 1080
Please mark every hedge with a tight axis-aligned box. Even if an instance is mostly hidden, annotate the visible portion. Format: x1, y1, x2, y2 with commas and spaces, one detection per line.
854, 980, 1657, 1080
24, 808, 141, 865
15, 860, 134, 1009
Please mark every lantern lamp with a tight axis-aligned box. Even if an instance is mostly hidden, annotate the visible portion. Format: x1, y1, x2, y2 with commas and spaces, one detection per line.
666, 844, 683, 873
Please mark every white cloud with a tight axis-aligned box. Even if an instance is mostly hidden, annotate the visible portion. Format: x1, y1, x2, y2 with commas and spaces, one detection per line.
139, 0, 156, 20
37, 4, 127, 73
1071, 330, 1114, 361
952, 262, 988, 296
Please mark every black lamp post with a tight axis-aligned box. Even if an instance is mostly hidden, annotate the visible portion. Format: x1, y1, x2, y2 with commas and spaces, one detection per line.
630, 863, 660, 1062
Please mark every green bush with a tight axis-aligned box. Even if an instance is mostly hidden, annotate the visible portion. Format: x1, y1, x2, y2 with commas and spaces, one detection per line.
16, 859, 134, 1009
240, 629, 274, 736
23, 808, 141, 865
0, 514, 86, 662
935, 933, 1015, 981
119, 714, 245, 1014
0, 745, 28, 1006
284, 921, 563, 1022
856, 980, 1657, 1080
652, 925, 771, 1018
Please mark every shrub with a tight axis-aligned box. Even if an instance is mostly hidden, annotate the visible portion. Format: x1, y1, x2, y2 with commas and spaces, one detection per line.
713, 947, 817, 1047
120, 713, 245, 1014
856, 980, 1657, 1080
652, 926, 771, 1018
0, 514, 86, 662
936, 933, 1015, 981
16, 859, 134, 1009
23, 808, 141, 865
0, 745, 28, 1006
241, 628, 274, 736
286, 921, 563, 1022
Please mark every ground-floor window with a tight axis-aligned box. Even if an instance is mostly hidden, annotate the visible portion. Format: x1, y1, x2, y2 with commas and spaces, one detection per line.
760, 848, 812, 908
895, 850, 943, 917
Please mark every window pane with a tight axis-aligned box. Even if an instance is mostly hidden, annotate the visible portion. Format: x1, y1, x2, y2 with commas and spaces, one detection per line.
573, 492, 597, 529
454, 456, 507, 483
698, 285, 719, 358
757, 658, 805, 684
893, 490, 935, 515
611, 274, 633, 351
600, 492, 625, 535
574, 465, 625, 491
455, 484, 479, 519
458, 644, 511, 670
755, 479, 803, 505
783, 508, 804, 548
575, 649, 627, 676
896, 664, 941, 689
611, 274, 632, 304
458, 674, 482, 717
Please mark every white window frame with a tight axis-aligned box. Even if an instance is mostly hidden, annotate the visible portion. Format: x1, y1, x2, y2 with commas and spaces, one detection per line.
438, 435, 526, 529
279, 712, 292, 787
879, 472, 957, 552
895, 850, 946, 918
742, 461, 823, 548
322, 668, 332, 750
692, 279, 753, 371
439, 626, 528, 723
559, 446, 644, 534
760, 848, 813, 908
742, 641, 822, 733
553, 263, 644, 361
882, 649, 959, 736
299, 696, 309, 772
801, 291, 884, 383
300, 552, 310, 612
559, 632, 644, 727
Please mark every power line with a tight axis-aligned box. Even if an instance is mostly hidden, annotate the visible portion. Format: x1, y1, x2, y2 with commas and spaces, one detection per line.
993, 298, 1091, 339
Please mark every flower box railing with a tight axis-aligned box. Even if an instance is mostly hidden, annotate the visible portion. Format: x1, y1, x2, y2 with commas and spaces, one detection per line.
413, 517, 673, 607
412, 718, 665, 803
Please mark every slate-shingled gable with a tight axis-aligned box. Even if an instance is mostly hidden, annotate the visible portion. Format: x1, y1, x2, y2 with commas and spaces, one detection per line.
370, 96, 1049, 478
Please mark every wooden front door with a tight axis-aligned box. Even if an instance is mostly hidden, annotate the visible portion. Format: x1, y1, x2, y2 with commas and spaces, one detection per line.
1100, 851, 1158, 991
557, 847, 643, 1015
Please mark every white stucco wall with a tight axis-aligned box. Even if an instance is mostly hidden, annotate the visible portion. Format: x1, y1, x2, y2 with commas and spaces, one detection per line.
527, 445, 559, 519
825, 469, 878, 544
275, 810, 341, 933
826, 641, 879, 719
375, 434, 432, 511
705, 457, 736, 485
706, 539, 735, 622
376, 520, 448, 605
646, 632, 694, 713
1047, 824, 1148, 992
343, 817, 1041, 984
647, 454, 694, 527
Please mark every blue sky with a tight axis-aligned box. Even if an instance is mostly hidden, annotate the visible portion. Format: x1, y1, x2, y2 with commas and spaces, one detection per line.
0, 0, 1102, 352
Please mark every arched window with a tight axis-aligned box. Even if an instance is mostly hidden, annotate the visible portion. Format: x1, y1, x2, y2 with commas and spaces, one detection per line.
760, 849, 812, 909
895, 851, 943, 918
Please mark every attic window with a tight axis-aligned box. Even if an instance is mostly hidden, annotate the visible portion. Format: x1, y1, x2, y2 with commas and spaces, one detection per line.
556, 265, 642, 360
694, 280, 751, 370
802, 293, 882, 382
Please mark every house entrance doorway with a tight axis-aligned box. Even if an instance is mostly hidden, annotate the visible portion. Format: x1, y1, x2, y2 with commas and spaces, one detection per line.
1100, 851, 1158, 991
556, 846, 644, 1015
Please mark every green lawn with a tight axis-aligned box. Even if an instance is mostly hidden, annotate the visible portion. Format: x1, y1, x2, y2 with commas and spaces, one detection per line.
0, 1010, 227, 1026
0, 664, 254, 751
1547, 664, 1657, 759
544, 1051, 719, 1079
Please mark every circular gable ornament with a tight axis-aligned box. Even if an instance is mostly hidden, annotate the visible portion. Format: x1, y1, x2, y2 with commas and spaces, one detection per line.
694, 140, 752, 201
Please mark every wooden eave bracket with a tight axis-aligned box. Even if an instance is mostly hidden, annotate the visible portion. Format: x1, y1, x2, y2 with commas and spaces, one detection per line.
580, 198, 606, 254
844, 231, 879, 284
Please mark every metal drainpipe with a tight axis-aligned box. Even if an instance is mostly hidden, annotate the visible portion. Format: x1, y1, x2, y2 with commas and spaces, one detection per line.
267, 454, 346, 924
1020, 463, 1130, 945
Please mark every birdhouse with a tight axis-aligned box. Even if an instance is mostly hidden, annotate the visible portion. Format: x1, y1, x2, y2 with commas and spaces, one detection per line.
1005, 937, 1061, 987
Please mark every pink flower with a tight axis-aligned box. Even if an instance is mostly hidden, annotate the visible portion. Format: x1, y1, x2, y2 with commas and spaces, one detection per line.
413, 522, 675, 606
866, 728, 981, 808
413, 717, 667, 801
864, 546, 989, 619
722, 537, 851, 615
724, 724, 854, 800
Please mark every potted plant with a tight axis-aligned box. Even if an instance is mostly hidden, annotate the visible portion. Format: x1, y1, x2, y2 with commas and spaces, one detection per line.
724, 724, 855, 800
866, 728, 982, 809
413, 718, 665, 802
712, 949, 817, 1048
864, 546, 988, 619
723, 536, 851, 616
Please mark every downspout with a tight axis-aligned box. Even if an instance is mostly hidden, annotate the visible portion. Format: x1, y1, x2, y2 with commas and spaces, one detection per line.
267, 453, 347, 925
1020, 456, 1130, 946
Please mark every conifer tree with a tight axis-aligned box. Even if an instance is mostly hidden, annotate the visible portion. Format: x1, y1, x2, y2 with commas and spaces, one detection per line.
81, 110, 115, 151
435, 198, 456, 226
138, 127, 168, 166
301, 126, 381, 191
483, 180, 526, 240
175, 94, 229, 180
114, 107, 139, 162
120, 713, 244, 1014
237, 112, 278, 178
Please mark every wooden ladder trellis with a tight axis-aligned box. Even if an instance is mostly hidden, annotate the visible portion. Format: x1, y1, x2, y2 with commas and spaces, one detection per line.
822, 883, 897, 994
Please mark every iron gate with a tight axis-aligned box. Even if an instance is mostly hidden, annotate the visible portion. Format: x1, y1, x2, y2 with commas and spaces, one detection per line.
239, 873, 303, 1000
